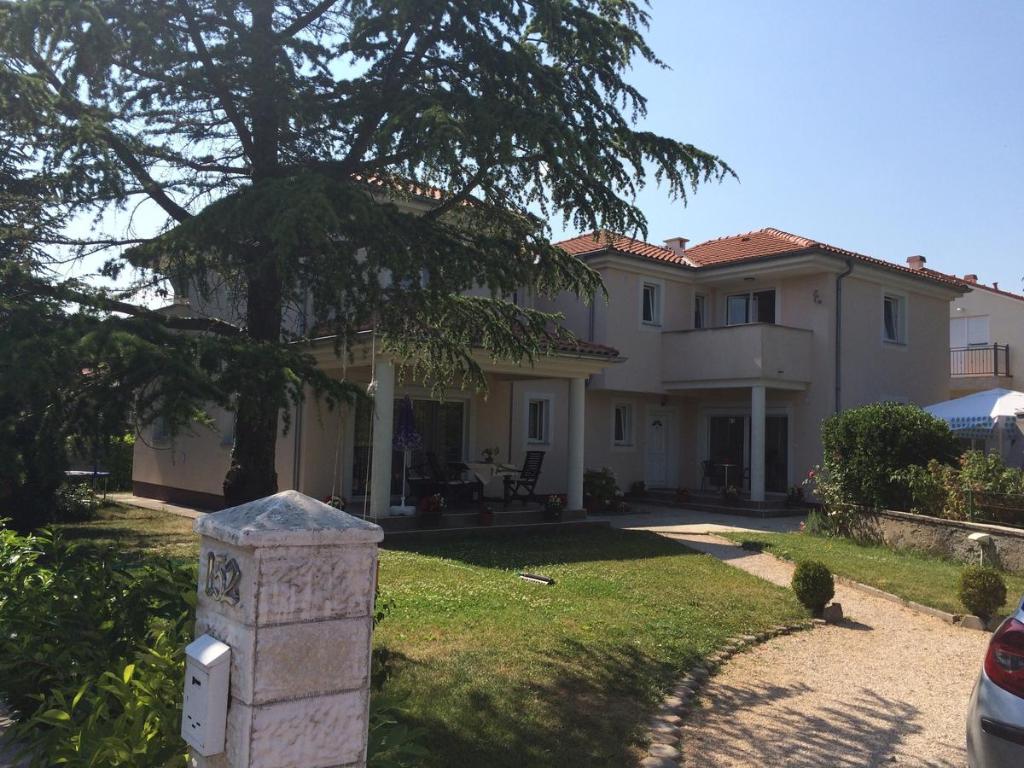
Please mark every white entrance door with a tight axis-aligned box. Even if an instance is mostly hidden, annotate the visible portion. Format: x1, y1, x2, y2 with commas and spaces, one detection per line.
645, 409, 675, 488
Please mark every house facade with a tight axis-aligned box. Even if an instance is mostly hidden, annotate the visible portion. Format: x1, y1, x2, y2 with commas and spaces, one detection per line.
132, 227, 964, 512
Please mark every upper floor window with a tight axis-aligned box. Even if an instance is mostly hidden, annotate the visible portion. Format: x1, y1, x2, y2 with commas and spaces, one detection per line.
726, 289, 776, 325
527, 397, 550, 444
642, 282, 662, 326
950, 315, 989, 348
883, 294, 906, 344
694, 295, 706, 329
613, 403, 634, 447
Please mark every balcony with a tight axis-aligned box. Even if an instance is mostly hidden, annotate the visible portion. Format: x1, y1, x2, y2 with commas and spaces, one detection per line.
662, 323, 814, 390
950, 344, 1011, 395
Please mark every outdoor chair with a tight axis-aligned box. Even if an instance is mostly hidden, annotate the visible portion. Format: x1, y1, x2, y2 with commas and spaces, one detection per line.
424, 452, 479, 505
503, 450, 545, 508
699, 460, 718, 491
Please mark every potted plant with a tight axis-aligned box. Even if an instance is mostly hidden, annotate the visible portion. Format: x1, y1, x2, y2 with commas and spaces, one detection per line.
478, 503, 496, 526
481, 446, 500, 464
721, 485, 740, 504
786, 485, 805, 507
544, 494, 566, 521
674, 487, 690, 503
627, 480, 646, 499
324, 495, 347, 511
583, 467, 618, 513
417, 493, 446, 527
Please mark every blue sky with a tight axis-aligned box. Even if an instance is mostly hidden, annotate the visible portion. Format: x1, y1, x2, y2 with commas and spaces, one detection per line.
548, 0, 1023, 289
72, 1, 1023, 294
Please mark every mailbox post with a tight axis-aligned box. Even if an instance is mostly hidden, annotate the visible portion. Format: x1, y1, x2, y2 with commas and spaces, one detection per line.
188, 490, 384, 768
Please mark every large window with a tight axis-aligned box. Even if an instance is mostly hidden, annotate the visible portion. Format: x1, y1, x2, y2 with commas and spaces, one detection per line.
883, 294, 906, 343
613, 403, 634, 447
641, 282, 662, 326
694, 294, 706, 329
726, 289, 776, 325
527, 397, 551, 444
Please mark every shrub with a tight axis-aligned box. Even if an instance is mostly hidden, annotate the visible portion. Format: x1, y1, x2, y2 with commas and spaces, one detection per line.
54, 483, 100, 522
583, 467, 618, 510
791, 560, 835, 614
0, 522, 424, 767
820, 402, 959, 510
958, 565, 1007, 619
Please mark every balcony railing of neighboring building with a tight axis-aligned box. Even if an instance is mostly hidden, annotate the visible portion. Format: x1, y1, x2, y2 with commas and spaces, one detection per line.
950, 344, 1010, 378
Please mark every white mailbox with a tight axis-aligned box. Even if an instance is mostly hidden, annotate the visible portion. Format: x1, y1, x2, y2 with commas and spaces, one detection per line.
182, 634, 231, 756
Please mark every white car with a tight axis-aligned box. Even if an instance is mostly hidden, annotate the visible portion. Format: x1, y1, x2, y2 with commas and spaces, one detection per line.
967, 596, 1024, 767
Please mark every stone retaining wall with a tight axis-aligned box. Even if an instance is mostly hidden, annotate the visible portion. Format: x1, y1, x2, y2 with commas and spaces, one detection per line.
872, 509, 1024, 573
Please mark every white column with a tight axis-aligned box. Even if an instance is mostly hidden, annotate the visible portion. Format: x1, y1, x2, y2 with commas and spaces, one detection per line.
567, 377, 586, 511
369, 358, 395, 520
750, 384, 766, 503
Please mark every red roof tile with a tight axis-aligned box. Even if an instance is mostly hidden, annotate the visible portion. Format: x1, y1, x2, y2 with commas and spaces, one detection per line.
558, 227, 963, 288
555, 231, 688, 265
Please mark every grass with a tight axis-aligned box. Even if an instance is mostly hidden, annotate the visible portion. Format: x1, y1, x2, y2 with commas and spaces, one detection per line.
720, 530, 1024, 615
374, 528, 805, 767
54, 506, 807, 766
54, 502, 197, 561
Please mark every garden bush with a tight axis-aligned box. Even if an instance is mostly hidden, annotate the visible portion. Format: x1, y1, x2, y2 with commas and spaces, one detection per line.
820, 402, 959, 510
791, 560, 835, 614
583, 467, 619, 510
891, 451, 1024, 523
54, 483, 100, 522
958, 565, 1007, 619
0, 521, 424, 767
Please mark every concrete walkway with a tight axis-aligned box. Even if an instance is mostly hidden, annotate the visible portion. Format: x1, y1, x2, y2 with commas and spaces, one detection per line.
657, 532, 987, 767
107, 492, 205, 520
592, 505, 805, 535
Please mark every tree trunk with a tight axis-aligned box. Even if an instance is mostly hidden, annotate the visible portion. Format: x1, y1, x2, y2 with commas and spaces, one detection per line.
222, 256, 284, 507
222, 0, 283, 508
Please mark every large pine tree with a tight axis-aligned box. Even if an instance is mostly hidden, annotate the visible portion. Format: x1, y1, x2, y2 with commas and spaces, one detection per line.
0, 0, 731, 506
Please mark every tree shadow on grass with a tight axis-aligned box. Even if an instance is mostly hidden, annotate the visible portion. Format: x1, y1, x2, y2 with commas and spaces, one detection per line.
378, 636, 694, 768
383, 526, 705, 568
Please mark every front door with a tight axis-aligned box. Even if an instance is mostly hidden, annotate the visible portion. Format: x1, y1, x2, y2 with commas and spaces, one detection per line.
645, 409, 674, 488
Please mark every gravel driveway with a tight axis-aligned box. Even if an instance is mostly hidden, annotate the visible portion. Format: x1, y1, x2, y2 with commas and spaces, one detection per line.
664, 534, 989, 768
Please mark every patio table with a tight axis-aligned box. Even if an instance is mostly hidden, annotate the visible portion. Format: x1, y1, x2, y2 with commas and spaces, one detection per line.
716, 462, 737, 489
463, 461, 520, 486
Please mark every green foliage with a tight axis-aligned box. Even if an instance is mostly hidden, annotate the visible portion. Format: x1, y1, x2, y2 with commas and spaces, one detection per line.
958, 565, 1007, 619
791, 560, 835, 614
820, 402, 959, 510
0, 521, 423, 766
583, 467, 619, 509
890, 451, 1024, 524
54, 483, 100, 522
0, 0, 731, 503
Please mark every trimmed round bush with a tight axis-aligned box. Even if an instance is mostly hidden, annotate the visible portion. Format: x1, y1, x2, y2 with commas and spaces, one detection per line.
820, 402, 959, 510
791, 560, 835, 614
958, 565, 1007, 619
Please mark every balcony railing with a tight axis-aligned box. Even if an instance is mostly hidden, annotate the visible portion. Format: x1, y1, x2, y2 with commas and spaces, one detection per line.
950, 344, 1010, 378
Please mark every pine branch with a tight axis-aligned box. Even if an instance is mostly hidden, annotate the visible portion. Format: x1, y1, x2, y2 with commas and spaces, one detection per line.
276, 0, 340, 39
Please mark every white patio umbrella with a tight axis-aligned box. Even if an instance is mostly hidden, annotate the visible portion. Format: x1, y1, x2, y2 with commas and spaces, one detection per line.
924, 388, 1024, 461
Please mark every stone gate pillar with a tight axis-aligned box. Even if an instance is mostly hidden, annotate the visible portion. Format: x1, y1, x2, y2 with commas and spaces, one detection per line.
191, 490, 384, 768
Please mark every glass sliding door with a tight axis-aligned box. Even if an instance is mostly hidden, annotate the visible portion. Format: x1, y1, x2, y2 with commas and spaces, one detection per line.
708, 416, 746, 488
350, 397, 467, 496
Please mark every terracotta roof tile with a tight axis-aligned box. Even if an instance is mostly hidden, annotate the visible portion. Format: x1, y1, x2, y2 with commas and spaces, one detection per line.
554, 231, 688, 265
558, 226, 963, 288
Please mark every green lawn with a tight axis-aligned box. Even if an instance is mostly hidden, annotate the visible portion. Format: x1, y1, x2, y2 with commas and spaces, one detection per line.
720, 530, 1024, 615
54, 502, 198, 561
375, 528, 805, 767
55, 507, 807, 766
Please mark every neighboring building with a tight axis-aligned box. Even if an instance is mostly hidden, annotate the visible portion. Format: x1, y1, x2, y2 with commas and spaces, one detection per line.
132, 226, 965, 512
905, 258, 1022, 397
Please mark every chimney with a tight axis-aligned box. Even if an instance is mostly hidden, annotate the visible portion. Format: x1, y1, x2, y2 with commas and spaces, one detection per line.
663, 236, 689, 256
963, 274, 978, 284
994, 282, 999, 290
906, 255, 926, 270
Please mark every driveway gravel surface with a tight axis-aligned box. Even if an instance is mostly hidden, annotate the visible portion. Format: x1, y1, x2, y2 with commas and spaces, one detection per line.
666, 533, 989, 767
